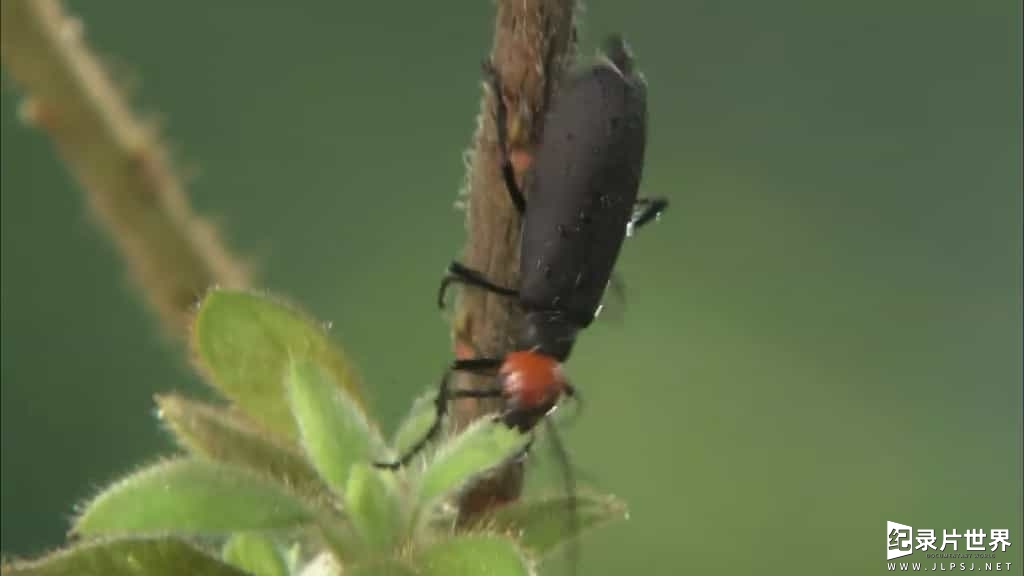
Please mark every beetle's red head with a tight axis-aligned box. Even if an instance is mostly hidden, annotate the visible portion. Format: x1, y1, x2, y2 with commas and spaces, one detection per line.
499, 350, 567, 413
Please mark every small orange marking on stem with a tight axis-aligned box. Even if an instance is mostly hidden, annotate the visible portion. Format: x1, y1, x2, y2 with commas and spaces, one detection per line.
509, 149, 534, 178
454, 338, 476, 360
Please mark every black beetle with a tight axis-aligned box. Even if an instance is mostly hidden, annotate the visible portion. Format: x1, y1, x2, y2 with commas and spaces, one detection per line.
378, 35, 667, 468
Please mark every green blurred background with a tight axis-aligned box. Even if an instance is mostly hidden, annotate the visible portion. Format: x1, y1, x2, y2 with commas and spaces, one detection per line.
2, 1, 1021, 573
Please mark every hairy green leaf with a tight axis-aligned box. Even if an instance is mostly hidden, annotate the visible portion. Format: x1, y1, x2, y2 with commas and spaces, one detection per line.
415, 420, 529, 514
287, 359, 383, 496
192, 289, 363, 439
1, 537, 246, 576
222, 533, 287, 576
344, 463, 403, 553
346, 560, 418, 576
156, 393, 328, 499
390, 389, 438, 461
73, 459, 315, 536
487, 492, 628, 557
415, 534, 532, 576
293, 552, 342, 576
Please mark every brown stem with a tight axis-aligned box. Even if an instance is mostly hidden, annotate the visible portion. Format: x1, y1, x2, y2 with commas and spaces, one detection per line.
0, 0, 249, 337
451, 0, 577, 520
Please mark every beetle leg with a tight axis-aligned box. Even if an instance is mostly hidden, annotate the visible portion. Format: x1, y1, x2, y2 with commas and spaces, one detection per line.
438, 260, 519, 309
482, 60, 527, 214
374, 368, 456, 469
452, 356, 504, 374
375, 360, 505, 469
450, 387, 504, 399
630, 196, 669, 230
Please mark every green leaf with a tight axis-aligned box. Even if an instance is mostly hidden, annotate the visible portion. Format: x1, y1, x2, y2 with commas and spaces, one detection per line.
344, 463, 403, 553
346, 560, 418, 576
415, 420, 529, 514
390, 389, 439, 461
287, 358, 384, 496
1, 537, 247, 576
293, 552, 343, 576
415, 535, 532, 576
192, 289, 364, 439
487, 492, 628, 557
222, 533, 287, 576
156, 393, 328, 499
73, 459, 316, 537
283, 542, 302, 574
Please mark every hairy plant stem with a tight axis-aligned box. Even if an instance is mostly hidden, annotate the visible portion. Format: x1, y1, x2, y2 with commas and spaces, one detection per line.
0, 0, 248, 337
451, 0, 577, 520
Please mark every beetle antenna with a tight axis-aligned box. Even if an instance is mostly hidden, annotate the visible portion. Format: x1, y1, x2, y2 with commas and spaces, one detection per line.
558, 383, 584, 428
545, 418, 580, 575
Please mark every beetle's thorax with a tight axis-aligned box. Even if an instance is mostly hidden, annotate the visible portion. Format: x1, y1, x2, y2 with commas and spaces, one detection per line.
498, 350, 567, 431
